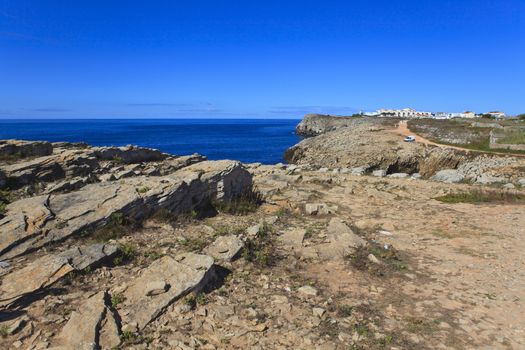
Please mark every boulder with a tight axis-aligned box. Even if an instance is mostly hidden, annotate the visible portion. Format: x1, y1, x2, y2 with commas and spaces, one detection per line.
519, 179, 525, 187
431, 169, 464, 184
0, 243, 117, 305
372, 170, 387, 177
119, 253, 215, 330
387, 173, 409, 179
204, 235, 243, 262
475, 174, 507, 185
351, 167, 366, 175
52, 291, 120, 350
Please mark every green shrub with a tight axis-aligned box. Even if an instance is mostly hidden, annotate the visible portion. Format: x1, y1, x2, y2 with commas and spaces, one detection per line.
92, 212, 138, 242
214, 186, 264, 215
243, 223, 276, 267
435, 190, 525, 204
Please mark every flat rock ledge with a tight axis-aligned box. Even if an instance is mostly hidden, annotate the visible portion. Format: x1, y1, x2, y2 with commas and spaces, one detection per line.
119, 253, 215, 330
0, 243, 117, 306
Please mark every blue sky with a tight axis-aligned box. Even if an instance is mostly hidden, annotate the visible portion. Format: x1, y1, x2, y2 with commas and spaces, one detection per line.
1, 0, 524, 119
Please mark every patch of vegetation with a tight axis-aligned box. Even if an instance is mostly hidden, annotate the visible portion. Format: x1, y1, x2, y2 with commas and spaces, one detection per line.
0, 151, 24, 163
113, 243, 136, 265
213, 224, 246, 236
182, 294, 197, 309
136, 186, 150, 194
195, 292, 207, 306
435, 189, 525, 204
119, 330, 152, 345
143, 250, 164, 261
179, 236, 207, 252
0, 324, 9, 337
243, 223, 277, 267
149, 207, 205, 227
345, 242, 406, 277
337, 304, 354, 317
91, 212, 140, 242
213, 186, 264, 215
405, 317, 440, 335
0, 190, 12, 217
112, 155, 124, 164
497, 129, 525, 145
111, 293, 126, 308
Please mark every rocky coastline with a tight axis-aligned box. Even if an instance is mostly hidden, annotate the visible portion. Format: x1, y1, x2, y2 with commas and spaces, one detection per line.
1, 116, 525, 349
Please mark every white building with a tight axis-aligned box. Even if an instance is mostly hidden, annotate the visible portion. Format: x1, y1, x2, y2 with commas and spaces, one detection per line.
461, 111, 477, 119
486, 111, 506, 119
377, 108, 432, 118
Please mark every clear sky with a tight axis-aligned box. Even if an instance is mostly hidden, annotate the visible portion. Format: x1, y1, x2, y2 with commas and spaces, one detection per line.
1, 0, 524, 119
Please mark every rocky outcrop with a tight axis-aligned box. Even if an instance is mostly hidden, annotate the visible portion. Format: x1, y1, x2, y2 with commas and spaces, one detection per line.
0, 141, 207, 191
92, 145, 169, 164
0, 140, 53, 159
286, 123, 433, 174
296, 114, 380, 137
0, 160, 252, 260
431, 169, 464, 183
286, 119, 525, 182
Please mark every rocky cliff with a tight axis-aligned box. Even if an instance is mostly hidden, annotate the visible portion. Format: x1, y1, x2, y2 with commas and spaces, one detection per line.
295, 114, 391, 137
286, 115, 525, 182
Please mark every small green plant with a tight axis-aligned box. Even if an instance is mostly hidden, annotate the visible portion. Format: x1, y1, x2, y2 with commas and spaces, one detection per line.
120, 330, 135, 342
213, 224, 245, 236
182, 294, 196, 309
136, 186, 150, 194
113, 243, 136, 265
111, 293, 126, 307
0, 190, 12, 217
196, 292, 207, 306
337, 304, 354, 317
377, 335, 394, 347
143, 250, 164, 261
180, 236, 207, 252
243, 223, 276, 267
0, 324, 9, 337
354, 323, 369, 338
112, 155, 124, 164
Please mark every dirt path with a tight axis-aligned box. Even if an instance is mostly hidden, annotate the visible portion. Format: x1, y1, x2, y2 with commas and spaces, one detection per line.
394, 120, 525, 158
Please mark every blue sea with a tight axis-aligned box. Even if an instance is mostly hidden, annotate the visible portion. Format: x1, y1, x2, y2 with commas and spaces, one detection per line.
0, 119, 301, 164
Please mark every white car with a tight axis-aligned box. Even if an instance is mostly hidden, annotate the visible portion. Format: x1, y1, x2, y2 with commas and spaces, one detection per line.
404, 135, 416, 142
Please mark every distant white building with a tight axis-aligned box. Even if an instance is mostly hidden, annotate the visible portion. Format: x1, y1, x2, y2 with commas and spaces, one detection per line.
377, 108, 432, 118
486, 111, 506, 119
461, 111, 477, 119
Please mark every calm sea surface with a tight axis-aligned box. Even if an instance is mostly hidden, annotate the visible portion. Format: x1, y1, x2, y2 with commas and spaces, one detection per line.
0, 119, 301, 164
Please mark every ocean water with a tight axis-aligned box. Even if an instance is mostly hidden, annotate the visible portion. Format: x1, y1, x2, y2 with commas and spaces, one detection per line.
0, 119, 301, 164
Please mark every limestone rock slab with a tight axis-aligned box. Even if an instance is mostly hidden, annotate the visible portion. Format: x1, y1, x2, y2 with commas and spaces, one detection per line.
120, 253, 215, 330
